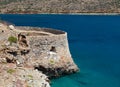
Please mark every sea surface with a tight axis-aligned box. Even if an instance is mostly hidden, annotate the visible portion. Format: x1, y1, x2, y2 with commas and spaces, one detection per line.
0, 14, 120, 87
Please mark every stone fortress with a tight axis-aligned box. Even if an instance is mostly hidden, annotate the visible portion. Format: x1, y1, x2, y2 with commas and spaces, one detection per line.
15, 26, 78, 77
0, 22, 79, 87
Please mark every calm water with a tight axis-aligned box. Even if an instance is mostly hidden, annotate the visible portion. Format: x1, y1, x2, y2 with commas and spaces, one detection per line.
0, 14, 120, 87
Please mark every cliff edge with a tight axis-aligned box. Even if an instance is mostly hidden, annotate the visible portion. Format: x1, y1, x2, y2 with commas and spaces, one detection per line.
0, 22, 79, 86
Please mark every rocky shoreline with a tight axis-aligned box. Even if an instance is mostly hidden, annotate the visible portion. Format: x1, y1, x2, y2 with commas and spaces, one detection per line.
0, 22, 79, 87
0, 63, 50, 87
0, 13, 120, 15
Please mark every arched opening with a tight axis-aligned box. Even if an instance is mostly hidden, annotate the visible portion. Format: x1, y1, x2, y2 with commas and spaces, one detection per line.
18, 33, 28, 47
50, 46, 56, 52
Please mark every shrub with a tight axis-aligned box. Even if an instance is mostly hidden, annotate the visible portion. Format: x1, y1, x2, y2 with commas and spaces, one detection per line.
27, 75, 33, 79
50, 59, 54, 65
7, 69, 16, 74
8, 36, 17, 45
27, 85, 31, 87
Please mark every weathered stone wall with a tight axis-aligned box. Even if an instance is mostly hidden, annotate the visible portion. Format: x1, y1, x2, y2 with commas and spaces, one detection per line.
17, 27, 72, 61
16, 27, 78, 77
29, 33, 71, 60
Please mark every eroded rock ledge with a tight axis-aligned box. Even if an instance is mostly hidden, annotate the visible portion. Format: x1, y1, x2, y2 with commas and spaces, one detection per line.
0, 22, 79, 87
0, 63, 50, 87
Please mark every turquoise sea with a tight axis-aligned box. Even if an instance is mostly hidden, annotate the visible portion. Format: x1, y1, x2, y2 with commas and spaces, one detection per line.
0, 14, 120, 87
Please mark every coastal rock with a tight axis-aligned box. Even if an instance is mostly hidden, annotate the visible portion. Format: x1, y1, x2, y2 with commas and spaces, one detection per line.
0, 63, 50, 87
0, 22, 79, 86
16, 27, 79, 78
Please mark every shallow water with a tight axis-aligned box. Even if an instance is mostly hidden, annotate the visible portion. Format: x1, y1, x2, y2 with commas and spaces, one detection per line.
0, 14, 120, 87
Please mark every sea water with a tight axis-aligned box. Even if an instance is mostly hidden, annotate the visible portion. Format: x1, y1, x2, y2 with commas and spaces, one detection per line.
0, 14, 120, 87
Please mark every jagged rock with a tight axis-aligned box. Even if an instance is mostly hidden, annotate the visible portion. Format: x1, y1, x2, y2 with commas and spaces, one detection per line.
0, 58, 7, 63
9, 25, 15, 30
0, 64, 50, 87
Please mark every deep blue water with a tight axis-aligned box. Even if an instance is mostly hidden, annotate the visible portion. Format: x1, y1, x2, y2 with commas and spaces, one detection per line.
0, 14, 120, 87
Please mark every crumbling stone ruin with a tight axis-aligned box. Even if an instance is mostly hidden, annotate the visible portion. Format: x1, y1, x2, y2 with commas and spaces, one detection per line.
0, 23, 79, 86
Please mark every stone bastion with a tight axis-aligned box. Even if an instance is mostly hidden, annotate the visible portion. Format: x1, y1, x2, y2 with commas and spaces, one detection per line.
15, 27, 79, 78
16, 27, 72, 62
0, 25, 79, 78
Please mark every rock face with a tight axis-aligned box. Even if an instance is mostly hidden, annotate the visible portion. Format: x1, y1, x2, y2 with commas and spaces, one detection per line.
0, 23, 51, 87
0, 22, 79, 86
0, 0, 119, 13
0, 64, 50, 87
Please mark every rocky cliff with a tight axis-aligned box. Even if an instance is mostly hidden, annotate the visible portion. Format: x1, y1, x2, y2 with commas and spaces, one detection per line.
0, 64, 50, 87
0, 22, 79, 86
0, 0, 120, 14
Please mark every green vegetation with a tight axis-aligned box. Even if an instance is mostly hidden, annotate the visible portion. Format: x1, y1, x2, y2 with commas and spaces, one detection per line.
50, 59, 54, 65
27, 75, 33, 79
26, 33, 30, 36
27, 85, 31, 87
7, 69, 16, 74
8, 36, 17, 45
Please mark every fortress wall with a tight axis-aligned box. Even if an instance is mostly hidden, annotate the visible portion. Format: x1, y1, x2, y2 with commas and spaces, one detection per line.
27, 32, 71, 60
15, 27, 65, 34
17, 27, 72, 61
0, 24, 78, 79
